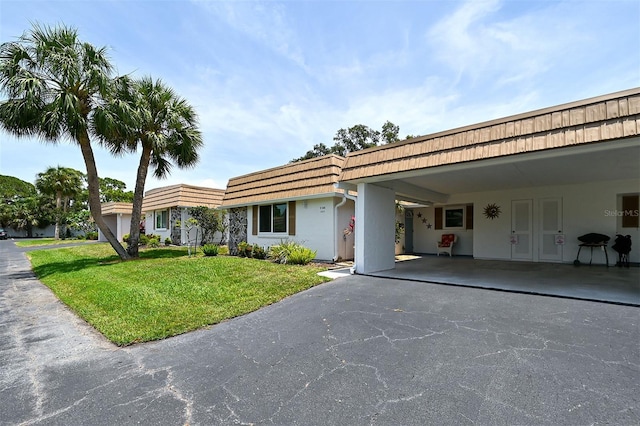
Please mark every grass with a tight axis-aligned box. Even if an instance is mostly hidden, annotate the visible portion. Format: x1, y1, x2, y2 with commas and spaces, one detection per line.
15, 238, 95, 247
28, 244, 331, 346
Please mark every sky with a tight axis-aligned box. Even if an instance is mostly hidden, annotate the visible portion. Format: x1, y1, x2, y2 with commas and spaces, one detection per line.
0, 0, 638, 193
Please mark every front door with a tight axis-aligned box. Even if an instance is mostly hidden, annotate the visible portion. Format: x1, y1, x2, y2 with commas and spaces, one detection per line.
539, 197, 563, 262
511, 199, 533, 260
404, 209, 414, 253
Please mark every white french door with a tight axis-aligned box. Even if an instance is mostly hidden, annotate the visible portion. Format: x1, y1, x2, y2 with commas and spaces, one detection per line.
539, 197, 563, 262
511, 199, 533, 260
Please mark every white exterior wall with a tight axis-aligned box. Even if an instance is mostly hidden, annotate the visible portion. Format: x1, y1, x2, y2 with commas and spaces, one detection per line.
410, 178, 639, 265
412, 207, 474, 256
98, 214, 132, 242
246, 197, 353, 261
356, 183, 396, 274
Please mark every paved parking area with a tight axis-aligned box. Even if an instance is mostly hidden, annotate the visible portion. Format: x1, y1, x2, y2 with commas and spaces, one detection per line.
1, 240, 639, 425
373, 255, 640, 306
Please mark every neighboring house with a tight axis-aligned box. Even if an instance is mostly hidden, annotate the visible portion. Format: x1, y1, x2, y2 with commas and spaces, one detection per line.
98, 202, 133, 242
3, 224, 56, 238
141, 184, 225, 245
337, 88, 640, 273
220, 155, 355, 261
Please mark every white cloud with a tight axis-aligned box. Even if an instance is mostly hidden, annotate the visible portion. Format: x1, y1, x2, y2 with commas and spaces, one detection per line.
427, 0, 586, 89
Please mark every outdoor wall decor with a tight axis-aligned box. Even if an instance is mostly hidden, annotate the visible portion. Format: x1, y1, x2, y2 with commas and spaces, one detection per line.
416, 211, 432, 228
483, 203, 501, 219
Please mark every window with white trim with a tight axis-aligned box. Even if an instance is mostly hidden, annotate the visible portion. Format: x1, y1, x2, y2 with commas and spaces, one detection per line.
155, 209, 168, 230
259, 203, 287, 233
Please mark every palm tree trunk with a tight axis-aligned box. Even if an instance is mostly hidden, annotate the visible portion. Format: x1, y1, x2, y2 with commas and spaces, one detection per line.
54, 191, 62, 240
127, 144, 152, 258
78, 131, 130, 260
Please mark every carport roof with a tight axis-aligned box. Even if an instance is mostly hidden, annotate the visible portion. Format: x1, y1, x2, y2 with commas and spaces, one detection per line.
340, 88, 640, 183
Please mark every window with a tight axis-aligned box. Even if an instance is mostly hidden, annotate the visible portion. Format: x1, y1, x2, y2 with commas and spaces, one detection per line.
444, 207, 465, 229
258, 203, 287, 233
155, 209, 168, 229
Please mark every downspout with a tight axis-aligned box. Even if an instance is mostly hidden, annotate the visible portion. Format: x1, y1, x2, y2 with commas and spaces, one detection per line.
333, 196, 348, 262
333, 186, 357, 272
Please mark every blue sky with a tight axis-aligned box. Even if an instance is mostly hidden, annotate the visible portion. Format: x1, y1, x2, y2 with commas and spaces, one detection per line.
1, 0, 638, 192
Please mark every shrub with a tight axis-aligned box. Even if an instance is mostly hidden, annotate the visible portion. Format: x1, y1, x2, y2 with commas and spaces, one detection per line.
287, 246, 317, 265
202, 244, 219, 256
268, 240, 316, 265
85, 231, 98, 240
139, 234, 149, 246
123, 233, 130, 243
237, 241, 253, 258
164, 237, 172, 246
252, 244, 266, 259
218, 245, 229, 256
147, 237, 160, 248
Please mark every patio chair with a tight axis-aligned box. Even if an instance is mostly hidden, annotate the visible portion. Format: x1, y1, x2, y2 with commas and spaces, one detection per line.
437, 234, 457, 256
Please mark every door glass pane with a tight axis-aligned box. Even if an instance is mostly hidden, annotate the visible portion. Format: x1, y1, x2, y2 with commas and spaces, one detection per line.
515, 203, 529, 231
542, 201, 558, 231
515, 235, 529, 253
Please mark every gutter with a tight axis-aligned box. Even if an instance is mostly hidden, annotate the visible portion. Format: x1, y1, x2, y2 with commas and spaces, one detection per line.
333, 183, 358, 273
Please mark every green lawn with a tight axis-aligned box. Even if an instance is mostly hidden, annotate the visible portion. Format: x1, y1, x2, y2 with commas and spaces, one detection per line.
15, 238, 94, 247
28, 244, 331, 346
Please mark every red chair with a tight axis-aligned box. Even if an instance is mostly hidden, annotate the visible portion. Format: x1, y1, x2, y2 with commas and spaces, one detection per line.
437, 234, 457, 256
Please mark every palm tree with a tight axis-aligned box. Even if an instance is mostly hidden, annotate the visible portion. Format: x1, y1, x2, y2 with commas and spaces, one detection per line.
36, 166, 83, 239
95, 76, 203, 257
0, 23, 129, 258
10, 196, 43, 237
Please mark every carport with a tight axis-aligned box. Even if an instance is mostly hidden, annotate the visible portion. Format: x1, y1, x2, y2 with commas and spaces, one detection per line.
338, 88, 640, 278
367, 255, 640, 306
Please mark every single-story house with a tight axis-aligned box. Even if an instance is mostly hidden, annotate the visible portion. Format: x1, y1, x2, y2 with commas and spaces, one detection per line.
98, 202, 133, 242
220, 154, 356, 261
337, 88, 640, 273
141, 184, 226, 245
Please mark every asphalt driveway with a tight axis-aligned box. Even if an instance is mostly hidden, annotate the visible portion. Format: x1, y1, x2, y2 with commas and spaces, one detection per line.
1, 240, 639, 425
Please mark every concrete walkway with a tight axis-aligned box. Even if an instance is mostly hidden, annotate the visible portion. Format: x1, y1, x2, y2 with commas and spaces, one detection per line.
1, 240, 639, 425
370, 255, 640, 306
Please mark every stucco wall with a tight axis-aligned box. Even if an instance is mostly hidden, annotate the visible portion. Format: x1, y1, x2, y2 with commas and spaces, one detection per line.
98, 214, 131, 242
410, 178, 639, 265
246, 197, 353, 261
356, 183, 396, 273
412, 207, 474, 256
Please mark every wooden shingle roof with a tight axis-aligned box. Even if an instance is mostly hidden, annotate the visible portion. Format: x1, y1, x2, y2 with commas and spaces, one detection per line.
221, 155, 345, 207
101, 202, 133, 215
142, 184, 225, 212
340, 88, 640, 182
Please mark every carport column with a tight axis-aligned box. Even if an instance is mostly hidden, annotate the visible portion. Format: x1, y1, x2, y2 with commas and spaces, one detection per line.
355, 183, 396, 274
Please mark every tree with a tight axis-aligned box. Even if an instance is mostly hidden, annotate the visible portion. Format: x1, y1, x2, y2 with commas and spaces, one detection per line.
291, 121, 403, 162
36, 166, 83, 239
291, 143, 332, 162
0, 175, 36, 202
8, 196, 51, 237
0, 23, 129, 258
188, 206, 225, 244
99, 177, 134, 203
95, 76, 203, 257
